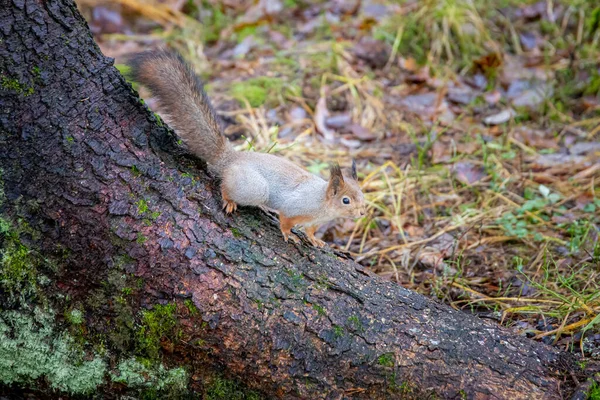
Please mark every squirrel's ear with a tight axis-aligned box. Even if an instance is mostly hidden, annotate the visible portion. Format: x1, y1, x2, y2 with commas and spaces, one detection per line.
327, 162, 345, 196
351, 159, 358, 181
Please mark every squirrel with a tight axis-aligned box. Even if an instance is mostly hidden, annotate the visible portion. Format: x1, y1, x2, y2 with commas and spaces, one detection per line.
127, 50, 366, 247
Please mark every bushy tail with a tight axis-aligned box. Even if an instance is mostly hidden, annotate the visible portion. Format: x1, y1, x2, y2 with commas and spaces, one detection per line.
127, 50, 232, 167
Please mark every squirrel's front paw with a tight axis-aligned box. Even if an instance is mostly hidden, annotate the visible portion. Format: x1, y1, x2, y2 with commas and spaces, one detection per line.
282, 231, 300, 244
222, 199, 238, 214
310, 238, 326, 248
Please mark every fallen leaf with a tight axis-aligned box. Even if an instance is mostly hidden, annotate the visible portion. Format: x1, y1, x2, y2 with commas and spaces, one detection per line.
232, 35, 257, 58
483, 109, 516, 125
340, 136, 362, 148
568, 142, 600, 156
447, 87, 475, 105
329, 0, 360, 15
531, 154, 588, 168
289, 106, 308, 123
519, 31, 539, 51
452, 162, 487, 185
511, 84, 553, 108
519, 1, 547, 20
431, 141, 451, 164
325, 113, 352, 129
513, 127, 559, 149
361, 1, 390, 21
472, 52, 503, 73
484, 90, 502, 105
398, 57, 418, 72
347, 124, 377, 141
353, 37, 390, 69
90, 6, 125, 35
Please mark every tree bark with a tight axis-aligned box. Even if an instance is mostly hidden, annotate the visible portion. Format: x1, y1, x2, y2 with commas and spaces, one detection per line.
0, 0, 583, 398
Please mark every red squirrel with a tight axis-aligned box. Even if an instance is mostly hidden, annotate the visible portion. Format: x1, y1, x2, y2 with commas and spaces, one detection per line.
128, 50, 366, 247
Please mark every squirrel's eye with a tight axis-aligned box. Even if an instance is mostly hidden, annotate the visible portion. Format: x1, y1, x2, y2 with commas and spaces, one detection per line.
342, 197, 351, 205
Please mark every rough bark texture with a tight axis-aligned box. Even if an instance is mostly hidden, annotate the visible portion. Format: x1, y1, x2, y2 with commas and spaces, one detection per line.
0, 0, 581, 398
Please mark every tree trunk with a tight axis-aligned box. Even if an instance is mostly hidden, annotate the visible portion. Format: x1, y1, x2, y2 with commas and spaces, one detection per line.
0, 0, 584, 398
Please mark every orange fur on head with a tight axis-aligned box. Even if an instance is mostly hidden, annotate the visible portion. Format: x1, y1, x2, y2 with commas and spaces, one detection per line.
326, 163, 365, 219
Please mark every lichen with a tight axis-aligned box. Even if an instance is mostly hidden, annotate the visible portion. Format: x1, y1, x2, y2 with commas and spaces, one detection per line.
0, 308, 106, 395
107, 293, 136, 354
66, 309, 84, 325
110, 357, 188, 396
0, 168, 5, 205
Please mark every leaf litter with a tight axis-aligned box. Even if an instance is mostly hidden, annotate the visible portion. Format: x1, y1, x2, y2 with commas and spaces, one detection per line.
79, 0, 600, 359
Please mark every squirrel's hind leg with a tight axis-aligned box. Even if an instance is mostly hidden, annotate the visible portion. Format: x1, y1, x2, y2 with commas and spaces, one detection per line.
221, 189, 237, 214
221, 165, 269, 214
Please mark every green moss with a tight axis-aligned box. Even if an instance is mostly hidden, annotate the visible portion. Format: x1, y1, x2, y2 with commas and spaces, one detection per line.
110, 357, 188, 396
136, 303, 178, 359
136, 233, 147, 244
231, 83, 267, 107
393, 380, 414, 396
253, 299, 264, 310
114, 64, 131, 75
184, 299, 199, 316
0, 220, 40, 302
312, 303, 326, 316
1, 75, 34, 96
333, 325, 344, 338
204, 376, 262, 400
0, 308, 106, 394
590, 381, 600, 400
235, 25, 257, 43
347, 315, 363, 331
131, 165, 142, 177
284, 268, 305, 289
378, 353, 395, 367
136, 199, 149, 215
153, 113, 164, 127
230, 77, 299, 108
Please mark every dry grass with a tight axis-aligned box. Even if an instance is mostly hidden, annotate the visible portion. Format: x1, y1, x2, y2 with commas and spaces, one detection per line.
86, 0, 600, 356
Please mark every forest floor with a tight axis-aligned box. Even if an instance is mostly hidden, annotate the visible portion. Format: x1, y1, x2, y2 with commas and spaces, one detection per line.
78, 0, 600, 360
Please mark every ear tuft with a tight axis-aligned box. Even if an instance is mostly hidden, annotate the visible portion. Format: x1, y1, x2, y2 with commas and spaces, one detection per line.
327, 162, 344, 196
351, 159, 358, 180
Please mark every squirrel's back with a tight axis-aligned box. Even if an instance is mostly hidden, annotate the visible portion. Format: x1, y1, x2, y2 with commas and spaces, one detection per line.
127, 50, 232, 172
